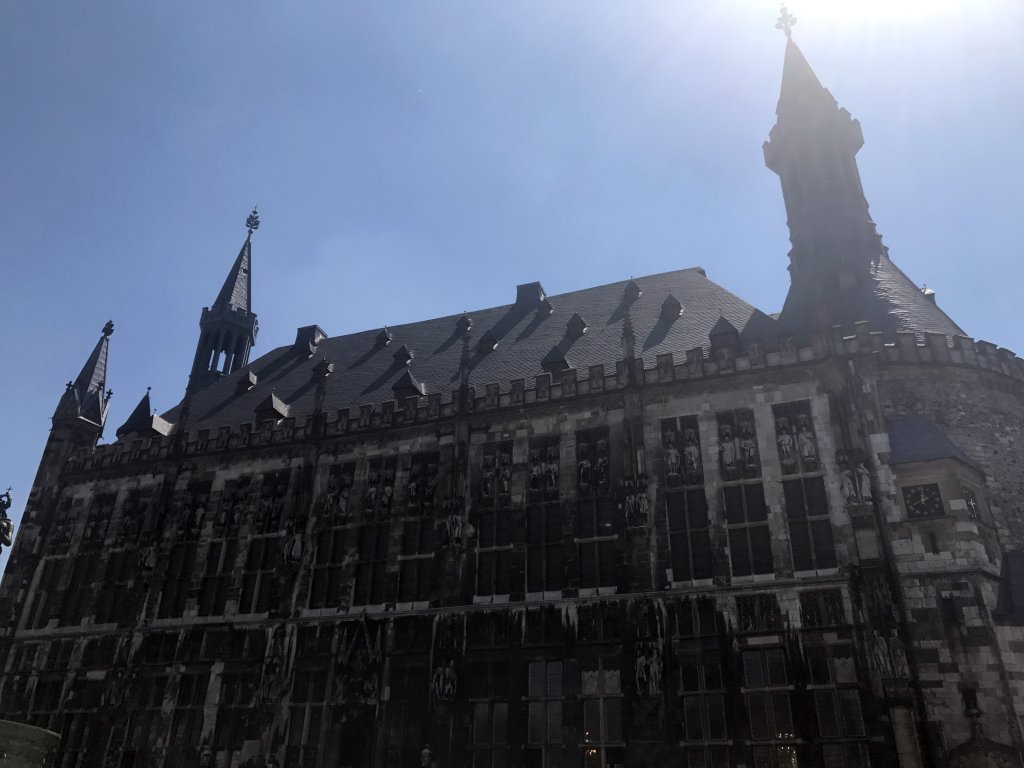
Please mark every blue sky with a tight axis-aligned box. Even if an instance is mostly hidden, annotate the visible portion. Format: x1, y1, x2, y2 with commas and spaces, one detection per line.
2, 1, 1022, 572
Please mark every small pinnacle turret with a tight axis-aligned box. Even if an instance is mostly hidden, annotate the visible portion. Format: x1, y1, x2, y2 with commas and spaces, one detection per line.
189, 210, 261, 389
53, 321, 115, 432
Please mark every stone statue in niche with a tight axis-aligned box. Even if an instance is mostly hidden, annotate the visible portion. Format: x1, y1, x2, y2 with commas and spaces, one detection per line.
775, 416, 797, 472
796, 414, 818, 467
431, 658, 458, 701
499, 451, 512, 496
683, 428, 701, 481
623, 475, 650, 528
633, 604, 663, 696
440, 512, 470, 551
855, 462, 872, 500
738, 419, 759, 472
594, 439, 609, 486
382, 464, 395, 510
545, 446, 559, 491
334, 623, 382, 704
364, 465, 380, 508
529, 449, 543, 492
839, 451, 873, 508
577, 440, 593, 491
634, 638, 662, 696
719, 423, 738, 476
663, 428, 682, 478
482, 454, 496, 498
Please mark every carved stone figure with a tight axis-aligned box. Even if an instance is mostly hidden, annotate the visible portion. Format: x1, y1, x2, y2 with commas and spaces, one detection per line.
796, 415, 817, 466
840, 468, 857, 502
775, 417, 796, 471
719, 423, 737, 474
738, 420, 758, 470
855, 462, 872, 501
682, 428, 701, 479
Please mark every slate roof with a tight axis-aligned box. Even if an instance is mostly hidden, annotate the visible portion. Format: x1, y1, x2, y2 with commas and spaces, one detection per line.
779, 255, 965, 339
213, 236, 252, 313
161, 268, 765, 433
887, 414, 977, 469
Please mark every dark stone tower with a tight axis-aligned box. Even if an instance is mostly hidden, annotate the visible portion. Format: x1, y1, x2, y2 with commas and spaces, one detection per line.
0, 322, 115, 624
189, 210, 260, 389
763, 26, 889, 332
764, 24, 963, 340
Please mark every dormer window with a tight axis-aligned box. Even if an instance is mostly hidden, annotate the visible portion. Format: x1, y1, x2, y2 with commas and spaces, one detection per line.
393, 345, 413, 366
624, 280, 642, 303
661, 294, 683, 319
478, 331, 498, 353
456, 314, 473, 334
567, 313, 587, 338
376, 327, 393, 347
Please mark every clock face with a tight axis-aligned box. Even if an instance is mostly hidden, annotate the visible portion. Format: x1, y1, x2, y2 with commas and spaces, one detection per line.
902, 483, 944, 519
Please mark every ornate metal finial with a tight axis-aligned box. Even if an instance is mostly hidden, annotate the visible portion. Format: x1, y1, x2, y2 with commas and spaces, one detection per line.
246, 207, 260, 236
776, 5, 796, 38
102, 320, 114, 338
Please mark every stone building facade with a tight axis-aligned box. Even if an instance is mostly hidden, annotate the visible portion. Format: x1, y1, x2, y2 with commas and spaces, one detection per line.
2, 30, 1023, 768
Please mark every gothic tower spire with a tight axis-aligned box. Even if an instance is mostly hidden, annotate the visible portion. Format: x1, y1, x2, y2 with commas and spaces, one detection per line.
53, 320, 114, 433
763, 15, 887, 330
189, 209, 261, 388
764, 12, 965, 338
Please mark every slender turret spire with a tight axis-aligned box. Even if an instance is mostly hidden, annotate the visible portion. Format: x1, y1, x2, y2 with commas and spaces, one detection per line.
54, 321, 114, 431
189, 209, 261, 389
764, 12, 964, 337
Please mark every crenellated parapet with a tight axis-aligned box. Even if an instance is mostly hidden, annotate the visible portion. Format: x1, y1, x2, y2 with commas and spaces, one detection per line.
69, 322, 1024, 475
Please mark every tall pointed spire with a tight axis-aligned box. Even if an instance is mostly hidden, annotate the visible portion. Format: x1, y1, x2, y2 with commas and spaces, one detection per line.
213, 235, 252, 313
188, 209, 261, 389
54, 321, 114, 431
764, 12, 964, 338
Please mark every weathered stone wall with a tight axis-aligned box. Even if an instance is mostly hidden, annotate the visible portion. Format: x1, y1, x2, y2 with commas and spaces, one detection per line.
878, 363, 1024, 551
0, 719, 59, 767
5, 337, 1024, 767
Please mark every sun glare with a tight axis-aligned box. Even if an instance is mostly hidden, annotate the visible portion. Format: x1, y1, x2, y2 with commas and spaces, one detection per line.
806, 0, 965, 23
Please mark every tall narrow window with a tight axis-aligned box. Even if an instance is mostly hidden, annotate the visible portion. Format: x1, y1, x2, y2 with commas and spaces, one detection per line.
526, 660, 564, 768
718, 409, 772, 577
724, 484, 773, 576
398, 519, 434, 602
469, 661, 510, 768
158, 543, 198, 619
576, 498, 618, 590
213, 672, 259, 765
743, 649, 794, 743
239, 536, 280, 614
581, 660, 624, 768
784, 477, 836, 571
95, 548, 135, 625
352, 522, 389, 606
199, 539, 238, 617
477, 441, 515, 597
679, 651, 729, 768
527, 504, 564, 594
666, 488, 712, 582
287, 668, 328, 766
309, 527, 347, 609
407, 451, 441, 517
168, 673, 207, 763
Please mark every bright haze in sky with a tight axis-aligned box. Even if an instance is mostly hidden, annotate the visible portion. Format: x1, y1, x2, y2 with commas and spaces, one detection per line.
1, 1, 1021, 572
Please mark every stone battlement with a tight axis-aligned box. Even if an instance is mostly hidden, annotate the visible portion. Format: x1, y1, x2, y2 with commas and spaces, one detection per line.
70, 323, 1023, 473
